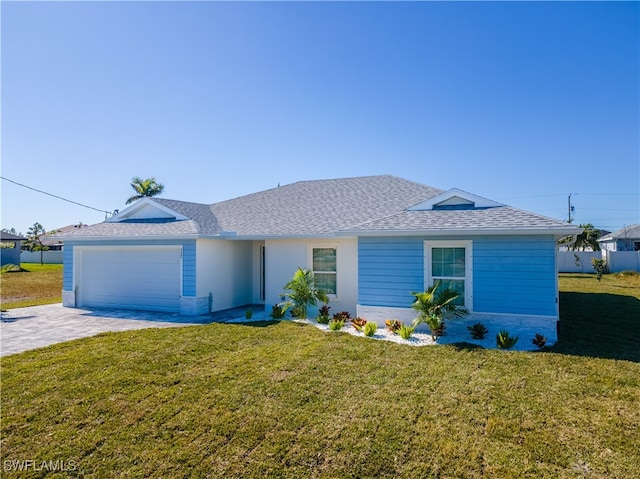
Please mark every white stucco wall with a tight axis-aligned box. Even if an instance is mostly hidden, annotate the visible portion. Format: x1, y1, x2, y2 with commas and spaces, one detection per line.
196, 239, 254, 312
264, 237, 358, 318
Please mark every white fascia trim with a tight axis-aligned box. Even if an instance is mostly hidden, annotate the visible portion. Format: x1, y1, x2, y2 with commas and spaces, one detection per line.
205, 233, 344, 241
59, 234, 201, 242
409, 188, 503, 211
337, 227, 584, 237
106, 198, 189, 223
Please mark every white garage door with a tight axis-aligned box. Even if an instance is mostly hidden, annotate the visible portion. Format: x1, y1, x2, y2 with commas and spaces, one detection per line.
78, 246, 182, 312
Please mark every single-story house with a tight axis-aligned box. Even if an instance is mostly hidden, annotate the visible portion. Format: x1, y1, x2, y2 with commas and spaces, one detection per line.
597, 224, 640, 252
39, 224, 89, 251
1, 231, 27, 266
54, 175, 581, 330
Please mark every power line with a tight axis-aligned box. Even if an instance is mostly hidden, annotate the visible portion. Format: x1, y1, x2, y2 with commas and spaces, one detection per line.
1, 176, 114, 217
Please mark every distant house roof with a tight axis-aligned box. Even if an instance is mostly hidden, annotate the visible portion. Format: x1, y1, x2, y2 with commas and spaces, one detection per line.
1, 231, 26, 241
53, 175, 581, 240
41, 224, 89, 246
598, 224, 640, 242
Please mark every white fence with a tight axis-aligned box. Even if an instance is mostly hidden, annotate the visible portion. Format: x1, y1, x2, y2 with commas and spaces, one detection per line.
558, 251, 640, 273
20, 250, 64, 264
603, 250, 640, 273
557, 251, 602, 273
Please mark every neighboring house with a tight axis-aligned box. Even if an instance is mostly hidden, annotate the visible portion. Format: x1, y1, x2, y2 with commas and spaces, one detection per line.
54, 175, 581, 330
597, 224, 640, 252
1, 231, 27, 266
38, 223, 89, 251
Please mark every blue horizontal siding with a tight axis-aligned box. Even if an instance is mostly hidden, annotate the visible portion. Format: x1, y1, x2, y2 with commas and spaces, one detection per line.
473, 236, 557, 316
63, 245, 75, 291
182, 242, 196, 297
358, 237, 424, 307
358, 235, 558, 316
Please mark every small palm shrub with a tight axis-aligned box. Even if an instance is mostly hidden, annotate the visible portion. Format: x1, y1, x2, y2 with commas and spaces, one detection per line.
282, 267, 328, 319
398, 324, 415, 340
411, 283, 469, 340
269, 304, 287, 319
385, 319, 402, 334
317, 305, 331, 324
467, 322, 488, 339
532, 333, 547, 349
363, 322, 378, 337
0, 264, 22, 274
245, 309, 253, 320
496, 329, 519, 349
328, 319, 345, 331
350, 317, 367, 332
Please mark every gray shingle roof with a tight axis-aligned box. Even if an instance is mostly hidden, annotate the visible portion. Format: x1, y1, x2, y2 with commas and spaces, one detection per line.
1, 231, 26, 241
54, 175, 578, 239
210, 175, 443, 236
152, 198, 223, 235
343, 206, 573, 233
598, 224, 640, 241
61, 220, 203, 237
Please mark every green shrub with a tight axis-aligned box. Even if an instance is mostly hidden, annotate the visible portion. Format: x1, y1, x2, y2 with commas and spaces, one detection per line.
316, 304, 331, 324
496, 329, 519, 349
398, 324, 415, 340
328, 319, 345, 331
269, 304, 287, 319
467, 322, 488, 339
532, 333, 547, 349
245, 309, 253, 319
592, 258, 606, 282
363, 322, 377, 337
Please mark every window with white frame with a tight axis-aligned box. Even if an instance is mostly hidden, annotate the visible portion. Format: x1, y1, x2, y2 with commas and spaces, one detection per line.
424, 240, 472, 309
311, 246, 337, 295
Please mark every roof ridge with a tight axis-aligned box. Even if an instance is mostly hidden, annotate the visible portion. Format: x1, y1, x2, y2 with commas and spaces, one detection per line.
153, 198, 211, 207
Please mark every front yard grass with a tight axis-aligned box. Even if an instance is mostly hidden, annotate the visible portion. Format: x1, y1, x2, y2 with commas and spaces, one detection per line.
1, 273, 639, 478
0, 263, 63, 309
555, 272, 640, 362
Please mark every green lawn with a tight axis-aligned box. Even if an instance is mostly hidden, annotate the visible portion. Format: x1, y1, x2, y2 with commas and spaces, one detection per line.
1, 274, 639, 478
556, 272, 640, 362
0, 263, 63, 309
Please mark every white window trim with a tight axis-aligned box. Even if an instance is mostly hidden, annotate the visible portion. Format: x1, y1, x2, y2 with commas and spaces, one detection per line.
424, 240, 473, 311
307, 243, 338, 300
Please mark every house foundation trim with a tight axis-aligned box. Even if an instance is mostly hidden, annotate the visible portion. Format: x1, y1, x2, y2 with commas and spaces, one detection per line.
62, 290, 76, 308
180, 296, 209, 316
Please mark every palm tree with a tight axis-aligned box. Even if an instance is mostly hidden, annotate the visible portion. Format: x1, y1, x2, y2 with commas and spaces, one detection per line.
126, 177, 165, 204
411, 282, 469, 340
571, 223, 601, 251
282, 268, 329, 319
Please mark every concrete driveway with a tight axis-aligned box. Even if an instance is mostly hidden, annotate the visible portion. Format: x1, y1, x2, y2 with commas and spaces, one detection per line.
0, 304, 215, 357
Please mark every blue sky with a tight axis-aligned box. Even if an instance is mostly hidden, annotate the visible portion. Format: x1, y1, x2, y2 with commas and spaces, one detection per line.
2, 1, 638, 236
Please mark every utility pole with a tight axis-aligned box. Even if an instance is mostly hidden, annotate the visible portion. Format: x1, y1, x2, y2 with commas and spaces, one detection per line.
567, 194, 574, 223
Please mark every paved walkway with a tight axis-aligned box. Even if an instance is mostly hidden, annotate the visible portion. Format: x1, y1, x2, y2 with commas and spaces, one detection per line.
0, 304, 266, 357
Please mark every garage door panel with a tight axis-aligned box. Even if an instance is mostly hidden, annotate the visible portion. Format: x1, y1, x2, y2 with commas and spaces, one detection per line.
79, 247, 182, 312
